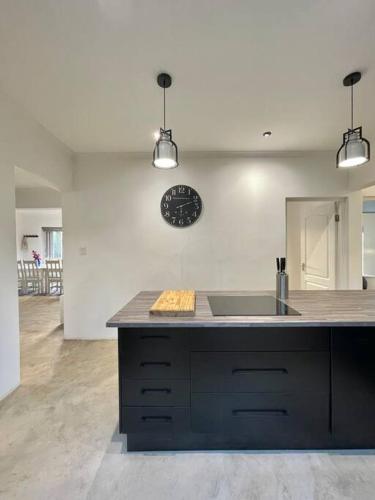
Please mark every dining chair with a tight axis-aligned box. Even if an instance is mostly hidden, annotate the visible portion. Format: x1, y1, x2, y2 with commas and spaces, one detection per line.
46, 260, 63, 295
23, 260, 42, 294
17, 260, 26, 294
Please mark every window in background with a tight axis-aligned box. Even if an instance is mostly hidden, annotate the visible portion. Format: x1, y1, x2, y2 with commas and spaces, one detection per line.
43, 227, 63, 260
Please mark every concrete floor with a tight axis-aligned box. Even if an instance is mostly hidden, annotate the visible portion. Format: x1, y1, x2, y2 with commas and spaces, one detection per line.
1, 298, 375, 499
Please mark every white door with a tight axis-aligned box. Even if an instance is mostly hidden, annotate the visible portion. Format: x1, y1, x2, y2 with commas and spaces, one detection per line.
300, 202, 337, 290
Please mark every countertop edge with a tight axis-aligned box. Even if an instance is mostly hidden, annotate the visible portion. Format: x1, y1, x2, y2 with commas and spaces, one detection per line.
106, 320, 375, 328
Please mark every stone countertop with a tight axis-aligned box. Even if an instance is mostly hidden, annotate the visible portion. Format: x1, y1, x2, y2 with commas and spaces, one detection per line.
106, 290, 375, 328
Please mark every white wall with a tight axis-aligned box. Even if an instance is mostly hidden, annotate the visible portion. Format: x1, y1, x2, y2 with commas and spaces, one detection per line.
0, 165, 20, 399
16, 209, 62, 261
63, 152, 349, 339
349, 159, 375, 192
16, 187, 62, 209
347, 190, 364, 289
0, 88, 73, 191
0, 87, 72, 399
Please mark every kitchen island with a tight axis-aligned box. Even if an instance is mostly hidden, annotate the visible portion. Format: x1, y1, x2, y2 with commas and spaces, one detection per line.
107, 291, 375, 451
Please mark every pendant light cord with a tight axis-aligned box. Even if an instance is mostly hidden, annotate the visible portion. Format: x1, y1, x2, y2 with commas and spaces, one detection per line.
351, 80, 354, 130
163, 86, 166, 130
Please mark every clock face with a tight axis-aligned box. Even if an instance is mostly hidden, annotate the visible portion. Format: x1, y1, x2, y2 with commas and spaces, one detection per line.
161, 185, 202, 227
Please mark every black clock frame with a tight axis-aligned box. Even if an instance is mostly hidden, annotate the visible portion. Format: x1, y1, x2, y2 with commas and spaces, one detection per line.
160, 185, 202, 228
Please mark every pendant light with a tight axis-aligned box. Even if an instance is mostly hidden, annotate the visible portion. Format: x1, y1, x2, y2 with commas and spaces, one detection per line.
336, 71, 370, 168
152, 73, 179, 169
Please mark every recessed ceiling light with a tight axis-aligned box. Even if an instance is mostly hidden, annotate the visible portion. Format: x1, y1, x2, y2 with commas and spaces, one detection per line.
263, 131, 272, 138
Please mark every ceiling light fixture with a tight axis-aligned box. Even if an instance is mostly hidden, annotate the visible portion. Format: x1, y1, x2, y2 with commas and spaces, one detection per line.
336, 71, 370, 168
263, 131, 272, 138
152, 73, 179, 169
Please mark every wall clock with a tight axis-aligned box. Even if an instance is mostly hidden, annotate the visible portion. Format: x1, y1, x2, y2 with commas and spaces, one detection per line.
161, 185, 202, 227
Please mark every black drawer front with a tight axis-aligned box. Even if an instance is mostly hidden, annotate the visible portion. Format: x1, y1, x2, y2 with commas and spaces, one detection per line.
122, 351, 189, 379
123, 407, 190, 433
119, 328, 189, 353
190, 327, 329, 351
120, 328, 189, 379
333, 392, 375, 447
191, 352, 329, 393
123, 379, 190, 406
191, 393, 329, 445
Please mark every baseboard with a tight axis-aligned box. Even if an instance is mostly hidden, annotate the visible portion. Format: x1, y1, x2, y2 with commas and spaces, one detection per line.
0, 382, 20, 402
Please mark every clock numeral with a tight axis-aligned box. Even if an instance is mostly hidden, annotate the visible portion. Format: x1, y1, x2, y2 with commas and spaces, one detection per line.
165, 195, 172, 202
171, 189, 176, 196
178, 186, 185, 194
163, 202, 169, 209
192, 211, 197, 217
178, 219, 184, 225
164, 211, 170, 217
187, 217, 192, 224
171, 217, 176, 224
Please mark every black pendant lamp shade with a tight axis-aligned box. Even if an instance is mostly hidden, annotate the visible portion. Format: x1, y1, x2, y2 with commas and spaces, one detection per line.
337, 72, 370, 168
153, 73, 179, 169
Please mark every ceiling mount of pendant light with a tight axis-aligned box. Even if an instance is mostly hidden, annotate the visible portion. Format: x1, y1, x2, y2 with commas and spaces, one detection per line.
336, 71, 370, 168
152, 72, 179, 169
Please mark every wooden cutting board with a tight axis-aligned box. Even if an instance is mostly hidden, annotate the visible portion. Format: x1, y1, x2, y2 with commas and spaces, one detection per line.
150, 290, 196, 317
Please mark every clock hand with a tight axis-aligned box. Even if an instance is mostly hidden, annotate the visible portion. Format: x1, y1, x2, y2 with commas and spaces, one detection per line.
176, 201, 193, 209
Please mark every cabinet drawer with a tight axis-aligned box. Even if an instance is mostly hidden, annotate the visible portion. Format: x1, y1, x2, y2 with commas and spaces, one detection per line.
122, 352, 189, 379
191, 393, 329, 446
119, 328, 189, 379
119, 328, 189, 353
123, 407, 190, 433
190, 327, 329, 351
123, 379, 190, 406
191, 352, 329, 393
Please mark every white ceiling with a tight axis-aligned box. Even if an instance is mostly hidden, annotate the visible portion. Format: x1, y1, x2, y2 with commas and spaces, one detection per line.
0, 0, 374, 153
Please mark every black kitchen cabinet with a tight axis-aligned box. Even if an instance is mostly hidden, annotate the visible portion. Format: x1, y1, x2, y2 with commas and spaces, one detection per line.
332, 328, 375, 447
118, 326, 375, 451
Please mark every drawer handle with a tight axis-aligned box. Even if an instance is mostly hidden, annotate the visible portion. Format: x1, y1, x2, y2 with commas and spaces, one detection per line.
232, 368, 288, 375
141, 388, 171, 394
140, 335, 170, 340
140, 361, 171, 367
232, 409, 288, 417
141, 416, 172, 422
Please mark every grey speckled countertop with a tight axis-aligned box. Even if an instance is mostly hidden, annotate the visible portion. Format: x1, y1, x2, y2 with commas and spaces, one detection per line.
107, 290, 375, 328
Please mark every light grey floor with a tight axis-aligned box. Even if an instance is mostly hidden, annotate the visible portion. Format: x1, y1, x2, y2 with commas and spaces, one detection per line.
1, 297, 375, 500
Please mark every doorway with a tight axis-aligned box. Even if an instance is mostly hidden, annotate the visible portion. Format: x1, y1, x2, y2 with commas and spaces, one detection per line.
286, 198, 348, 290
16, 208, 63, 296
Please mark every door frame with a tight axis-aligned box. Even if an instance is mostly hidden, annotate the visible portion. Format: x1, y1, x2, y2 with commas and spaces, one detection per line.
286, 197, 349, 290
